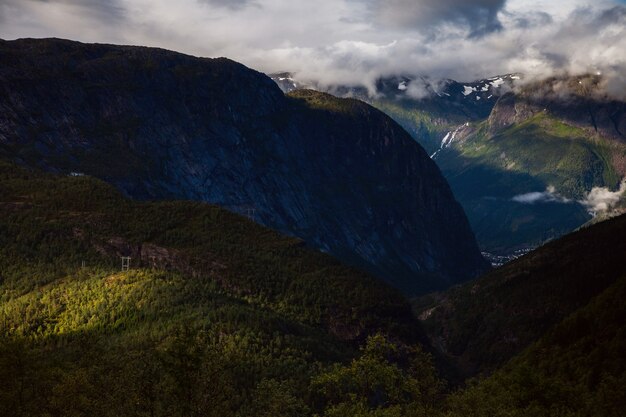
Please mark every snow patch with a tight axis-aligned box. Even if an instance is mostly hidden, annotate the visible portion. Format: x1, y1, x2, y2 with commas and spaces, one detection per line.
490, 77, 505, 88
462, 86, 477, 96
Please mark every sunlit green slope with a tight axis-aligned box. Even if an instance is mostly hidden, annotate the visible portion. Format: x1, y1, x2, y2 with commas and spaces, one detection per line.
0, 160, 441, 416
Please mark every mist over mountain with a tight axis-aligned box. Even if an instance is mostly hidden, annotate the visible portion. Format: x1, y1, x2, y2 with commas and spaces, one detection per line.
1, 1, 624, 101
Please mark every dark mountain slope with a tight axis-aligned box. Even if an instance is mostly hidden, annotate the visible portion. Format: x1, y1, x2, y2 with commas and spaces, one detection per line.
445, 274, 626, 417
0, 38, 488, 294
415, 212, 626, 380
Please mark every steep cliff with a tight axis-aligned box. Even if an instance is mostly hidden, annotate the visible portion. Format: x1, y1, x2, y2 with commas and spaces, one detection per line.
0, 38, 488, 294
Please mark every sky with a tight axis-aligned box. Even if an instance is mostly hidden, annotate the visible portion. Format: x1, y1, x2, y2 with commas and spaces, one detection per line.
1, 0, 625, 94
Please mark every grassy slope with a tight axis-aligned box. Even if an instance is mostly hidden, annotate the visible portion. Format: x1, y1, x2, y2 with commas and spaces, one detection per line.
450, 113, 620, 198
367, 95, 625, 253
0, 160, 429, 416
414, 211, 626, 381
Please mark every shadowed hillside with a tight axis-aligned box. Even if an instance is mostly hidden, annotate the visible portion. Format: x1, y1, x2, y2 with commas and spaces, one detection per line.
416, 211, 626, 380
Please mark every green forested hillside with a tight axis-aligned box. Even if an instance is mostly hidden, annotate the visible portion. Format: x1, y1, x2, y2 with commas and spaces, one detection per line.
0, 160, 443, 416
443, 274, 626, 417
441, 113, 620, 198
2, 158, 625, 416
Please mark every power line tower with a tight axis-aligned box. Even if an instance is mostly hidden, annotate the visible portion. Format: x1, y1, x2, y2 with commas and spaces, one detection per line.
121, 257, 131, 271
245, 207, 256, 221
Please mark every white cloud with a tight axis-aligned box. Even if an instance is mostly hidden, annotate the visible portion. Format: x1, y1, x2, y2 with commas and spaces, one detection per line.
0, 0, 625, 98
579, 179, 626, 215
511, 186, 572, 204
405, 81, 432, 100
512, 181, 626, 215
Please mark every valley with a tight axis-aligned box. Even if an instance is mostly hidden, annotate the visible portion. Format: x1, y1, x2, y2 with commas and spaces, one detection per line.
0, 36, 625, 416
270, 72, 626, 259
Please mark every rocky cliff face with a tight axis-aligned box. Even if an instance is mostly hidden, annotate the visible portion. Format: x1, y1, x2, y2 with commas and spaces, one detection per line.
0, 38, 488, 294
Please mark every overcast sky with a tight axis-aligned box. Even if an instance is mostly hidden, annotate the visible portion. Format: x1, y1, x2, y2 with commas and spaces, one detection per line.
1, 0, 625, 93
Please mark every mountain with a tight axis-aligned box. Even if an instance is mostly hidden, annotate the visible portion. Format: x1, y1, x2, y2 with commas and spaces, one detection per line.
0, 38, 489, 294
270, 72, 626, 258
269, 72, 519, 154
436, 76, 626, 254
270, 72, 308, 92
414, 211, 626, 381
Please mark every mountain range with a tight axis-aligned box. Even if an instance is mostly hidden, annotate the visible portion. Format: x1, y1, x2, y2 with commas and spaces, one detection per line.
270, 71, 626, 258
1, 38, 625, 416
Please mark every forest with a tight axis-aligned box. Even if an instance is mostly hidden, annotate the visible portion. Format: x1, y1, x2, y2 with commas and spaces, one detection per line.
1, 160, 625, 416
